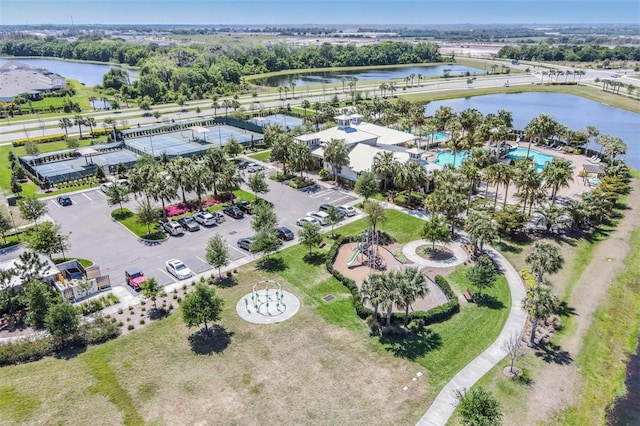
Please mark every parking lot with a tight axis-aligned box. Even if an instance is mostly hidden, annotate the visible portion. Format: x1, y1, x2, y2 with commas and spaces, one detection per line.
44, 176, 359, 295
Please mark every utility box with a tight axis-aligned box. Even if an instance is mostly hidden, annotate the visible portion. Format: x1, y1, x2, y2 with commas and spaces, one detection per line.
6, 196, 16, 206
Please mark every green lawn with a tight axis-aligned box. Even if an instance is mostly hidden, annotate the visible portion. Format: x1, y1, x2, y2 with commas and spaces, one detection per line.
337, 209, 425, 244
111, 208, 166, 240
248, 150, 271, 162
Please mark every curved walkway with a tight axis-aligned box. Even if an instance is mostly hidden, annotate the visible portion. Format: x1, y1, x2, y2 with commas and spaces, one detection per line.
402, 239, 468, 268
415, 244, 528, 426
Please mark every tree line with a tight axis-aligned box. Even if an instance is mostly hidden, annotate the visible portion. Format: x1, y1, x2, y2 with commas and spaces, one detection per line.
498, 43, 640, 62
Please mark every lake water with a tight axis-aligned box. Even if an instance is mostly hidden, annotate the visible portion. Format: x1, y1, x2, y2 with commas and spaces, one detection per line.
608, 341, 640, 425
255, 64, 484, 87
0, 58, 138, 87
424, 92, 640, 169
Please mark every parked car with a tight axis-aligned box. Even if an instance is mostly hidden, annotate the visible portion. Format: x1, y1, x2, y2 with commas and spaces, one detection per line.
337, 205, 357, 217
255, 198, 274, 208
237, 160, 252, 169
165, 259, 192, 280
57, 195, 72, 206
193, 211, 217, 226
223, 205, 245, 219
296, 216, 321, 227
307, 211, 330, 225
162, 221, 184, 236
125, 267, 145, 291
237, 237, 255, 251
100, 182, 115, 193
178, 216, 200, 232
247, 164, 265, 173
319, 203, 345, 218
212, 211, 226, 223
236, 200, 254, 215
275, 226, 295, 241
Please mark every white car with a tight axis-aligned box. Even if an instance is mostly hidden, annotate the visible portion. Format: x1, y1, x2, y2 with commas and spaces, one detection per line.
296, 216, 321, 227
247, 164, 265, 173
307, 211, 330, 225
165, 259, 192, 280
193, 211, 217, 226
100, 182, 115, 193
338, 205, 357, 217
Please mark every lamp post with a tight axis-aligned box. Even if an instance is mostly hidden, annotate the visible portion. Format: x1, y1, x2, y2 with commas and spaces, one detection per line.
9, 211, 17, 241
149, 135, 155, 157
58, 234, 66, 261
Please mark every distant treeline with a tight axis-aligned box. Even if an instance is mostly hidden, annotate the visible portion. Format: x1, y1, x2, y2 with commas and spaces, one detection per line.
498, 44, 640, 62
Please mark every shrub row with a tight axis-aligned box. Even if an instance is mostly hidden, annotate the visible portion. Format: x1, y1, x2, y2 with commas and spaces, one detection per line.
325, 238, 460, 326
76, 294, 120, 316
90, 125, 130, 137
12, 134, 66, 147
288, 177, 314, 189
0, 335, 55, 366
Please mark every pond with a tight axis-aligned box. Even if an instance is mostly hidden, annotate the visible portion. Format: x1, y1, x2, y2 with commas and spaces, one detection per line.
254, 64, 484, 87
0, 58, 138, 87
424, 92, 640, 169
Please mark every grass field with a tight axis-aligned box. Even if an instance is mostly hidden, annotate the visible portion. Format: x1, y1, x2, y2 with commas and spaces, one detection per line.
0, 210, 511, 425
248, 150, 272, 162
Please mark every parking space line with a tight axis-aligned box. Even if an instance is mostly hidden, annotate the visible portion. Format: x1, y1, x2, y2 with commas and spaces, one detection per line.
159, 268, 178, 282
228, 244, 248, 256
82, 193, 93, 201
51, 200, 61, 209
310, 190, 332, 199
195, 256, 211, 266
329, 195, 351, 205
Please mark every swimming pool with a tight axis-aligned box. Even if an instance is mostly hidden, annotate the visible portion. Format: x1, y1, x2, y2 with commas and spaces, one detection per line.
506, 147, 555, 169
429, 132, 450, 141
435, 150, 468, 167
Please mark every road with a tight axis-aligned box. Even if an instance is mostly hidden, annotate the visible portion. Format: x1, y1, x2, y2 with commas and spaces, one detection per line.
1, 59, 627, 144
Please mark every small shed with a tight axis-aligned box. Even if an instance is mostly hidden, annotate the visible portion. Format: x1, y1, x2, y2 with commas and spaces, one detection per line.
583, 164, 606, 176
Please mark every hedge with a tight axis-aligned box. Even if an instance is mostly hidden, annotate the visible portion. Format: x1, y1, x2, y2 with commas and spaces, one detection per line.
326, 238, 460, 326
90, 125, 130, 137
12, 133, 66, 147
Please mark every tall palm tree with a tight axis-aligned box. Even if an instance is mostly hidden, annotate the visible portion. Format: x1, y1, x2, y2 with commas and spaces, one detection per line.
217, 162, 244, 195
513, 159, 541, 214
323, 138, 350, 183
395, 161, 427, 207
444, 118, 465, 168
361, 272, 386, 318
426, 168, 468, 237
58, 118, 72, 137
525, 242, 564, 284
168, 156, 192, 203
465, 210, 498, 255
522, 283, 559, 346
372, 151, 398, 192
541, 158, 573, 205
85, 117, 96, 136
151, 172, 178, 220
187, 160, 213, 211
73, 115, 85, 139
289, 143, 313, 178
396, 267, 430, 327
488, 162, 513, 209
204, 147, 227, 196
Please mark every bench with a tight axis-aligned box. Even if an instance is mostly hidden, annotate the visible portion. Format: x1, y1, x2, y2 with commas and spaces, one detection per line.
463, 289, 474, 302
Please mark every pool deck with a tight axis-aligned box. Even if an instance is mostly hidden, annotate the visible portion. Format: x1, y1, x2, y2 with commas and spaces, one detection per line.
481, 141, 597, 206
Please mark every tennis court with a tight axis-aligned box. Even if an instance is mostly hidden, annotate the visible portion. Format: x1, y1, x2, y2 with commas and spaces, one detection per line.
32, 161, 90, 183
250, 114, 304, 129
125, 134, 203, 158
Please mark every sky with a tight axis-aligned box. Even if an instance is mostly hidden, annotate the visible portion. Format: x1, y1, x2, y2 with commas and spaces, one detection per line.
1, 0, 638, 26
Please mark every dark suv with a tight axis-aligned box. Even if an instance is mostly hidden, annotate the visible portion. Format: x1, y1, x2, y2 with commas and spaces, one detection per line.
223, 205, 245, 219
236, 200, 254, 215
275, 226, 295, 241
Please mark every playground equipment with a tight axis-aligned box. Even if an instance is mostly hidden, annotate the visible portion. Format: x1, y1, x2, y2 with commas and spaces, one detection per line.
248, 280, 285, 316
346, 228, 386, 270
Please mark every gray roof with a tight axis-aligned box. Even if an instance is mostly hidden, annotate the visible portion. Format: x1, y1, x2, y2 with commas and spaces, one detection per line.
0, 61, 66, 100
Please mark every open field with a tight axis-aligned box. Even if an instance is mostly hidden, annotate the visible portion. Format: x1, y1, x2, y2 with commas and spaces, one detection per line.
0, 211, 513, 425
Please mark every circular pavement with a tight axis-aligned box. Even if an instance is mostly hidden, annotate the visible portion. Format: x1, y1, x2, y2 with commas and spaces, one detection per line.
402, 239, 469, 268
236, 289, 300, 324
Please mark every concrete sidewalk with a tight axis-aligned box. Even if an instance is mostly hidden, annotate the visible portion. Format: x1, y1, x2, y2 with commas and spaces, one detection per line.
416, 245, 527, 426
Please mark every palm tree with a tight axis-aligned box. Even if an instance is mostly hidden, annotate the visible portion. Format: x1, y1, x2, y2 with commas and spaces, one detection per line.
395, 161, 427, 207
323, 138, 350, 183
186, 160, 213, 211
465, 210, 498, 255
73, 115, 85, 139
396, 267, 429, 327
426, 168, 468, 238
541, 158, 573, 205
522, 283, 559, 346
513, 159, 541, 214
217, 162, 244, 195
488, 162, 513, 209
85, 117, 96, 136
361, 273, 386, 319
204, 147, 227, 196
290, 81, 296, 99
525, 242, 564, 284
151, 172, 178, 220
289, 143, 313, 178
372, 151, 398, 192
58, 118, 72, 137
168, 156, 192, 203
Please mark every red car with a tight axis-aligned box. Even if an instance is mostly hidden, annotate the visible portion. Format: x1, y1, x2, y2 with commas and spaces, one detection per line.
125, 267, 145, 291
